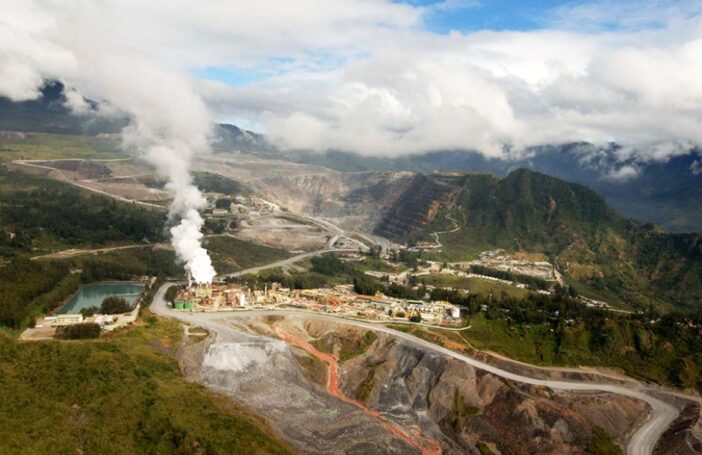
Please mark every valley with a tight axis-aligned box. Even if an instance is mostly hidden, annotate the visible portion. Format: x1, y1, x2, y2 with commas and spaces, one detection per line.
3, 6, 702, 455
2, 135, 702, 455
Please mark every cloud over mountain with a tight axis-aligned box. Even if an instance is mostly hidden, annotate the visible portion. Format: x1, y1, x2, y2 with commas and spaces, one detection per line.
1, 0, 701, 164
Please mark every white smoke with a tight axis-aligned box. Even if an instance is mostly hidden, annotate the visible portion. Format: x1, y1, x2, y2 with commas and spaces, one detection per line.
0, 1, 217, 284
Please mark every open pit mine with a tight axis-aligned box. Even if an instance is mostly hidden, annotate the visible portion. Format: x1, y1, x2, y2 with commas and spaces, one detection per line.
154, 285, 700, 455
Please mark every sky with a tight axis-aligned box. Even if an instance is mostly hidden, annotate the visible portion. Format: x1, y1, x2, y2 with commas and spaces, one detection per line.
1, 0, 702, 168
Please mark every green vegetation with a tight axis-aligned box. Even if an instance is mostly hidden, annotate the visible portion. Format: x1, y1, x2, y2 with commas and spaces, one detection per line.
476, 442, 496, 455
73, 247, 182, 281
468, 264, 550, 290
458, 298, 702, 390
0, 314, 293, 455
234, 267, 333, 290
0, 167, 165, 258
391, 169, 702, 311
100, 296, 132, 314
339, 331, 378, 363
193, 171, 249, 196
390, 286, 702, 392
356, 368, 377, 401
0, 259, 75, 328
312, 330, 378, 364
293, 352, 328, 387
0, 132, 123, 162
205, 235, 291, 274
204, 218, 227, 234
232, 254, 361, 290
446, 388, 479, 432
424, 274, 529, 298
354, 256, 402, 273
310, 254, 355, 276
55, 323, 101, 339
586, 427, 623, 455
0, 248, 180, 331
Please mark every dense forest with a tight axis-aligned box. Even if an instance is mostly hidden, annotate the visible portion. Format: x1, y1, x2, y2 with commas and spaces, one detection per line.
0, 248, 181, 330
0, 167, 165, 257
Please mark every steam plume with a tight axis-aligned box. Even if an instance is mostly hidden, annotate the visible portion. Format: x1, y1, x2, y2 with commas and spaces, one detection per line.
0, 2, 217, 284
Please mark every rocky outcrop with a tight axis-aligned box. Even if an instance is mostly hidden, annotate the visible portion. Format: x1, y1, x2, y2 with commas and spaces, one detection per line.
250, 317, 650, 455
655, 402, 702, 455
198, 323, 421, 454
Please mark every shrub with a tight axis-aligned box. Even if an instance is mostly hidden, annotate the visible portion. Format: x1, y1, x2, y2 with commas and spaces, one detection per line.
56, 323, 101, 339
80, 306, 99, 318
101, 296, 132, 314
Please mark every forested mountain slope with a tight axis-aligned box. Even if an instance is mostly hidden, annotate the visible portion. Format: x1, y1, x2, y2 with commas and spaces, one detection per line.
376, 169, 702, 310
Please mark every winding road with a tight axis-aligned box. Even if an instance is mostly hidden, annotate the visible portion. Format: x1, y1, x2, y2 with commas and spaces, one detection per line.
151, 282, 684, 455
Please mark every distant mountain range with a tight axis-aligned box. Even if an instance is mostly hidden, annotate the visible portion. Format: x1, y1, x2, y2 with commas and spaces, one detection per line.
1, 81, 700, 234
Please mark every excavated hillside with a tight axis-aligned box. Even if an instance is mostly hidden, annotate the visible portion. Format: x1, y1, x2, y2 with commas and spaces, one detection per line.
195, 152, 414, 231
373, 173, 466, 243
232, 316, 664, 455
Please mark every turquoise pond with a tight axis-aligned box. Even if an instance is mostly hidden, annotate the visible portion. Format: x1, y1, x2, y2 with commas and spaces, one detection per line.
57, 282, 145, 315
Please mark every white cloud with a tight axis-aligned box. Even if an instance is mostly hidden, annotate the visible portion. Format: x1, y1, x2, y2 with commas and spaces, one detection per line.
1, 0, 702, 165
691, 159, 702, 176
604, 164, 641, 182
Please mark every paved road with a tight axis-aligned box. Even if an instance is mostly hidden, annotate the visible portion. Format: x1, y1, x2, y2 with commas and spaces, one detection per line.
216, 247, 357, 280
151, 283, 681, 455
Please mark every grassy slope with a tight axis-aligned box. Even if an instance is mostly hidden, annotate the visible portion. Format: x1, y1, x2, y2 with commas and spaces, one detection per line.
422, 274, 529, 298
0, 314, 293, 455
205, 235, 292, 275
0, 132, 123, 162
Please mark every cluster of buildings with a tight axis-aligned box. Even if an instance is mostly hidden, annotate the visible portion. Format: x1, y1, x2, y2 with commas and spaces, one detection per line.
173, 283, 463, 325
208, 196, 280, 217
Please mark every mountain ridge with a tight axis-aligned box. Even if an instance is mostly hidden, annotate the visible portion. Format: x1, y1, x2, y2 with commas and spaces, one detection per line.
375, 168, 702, 310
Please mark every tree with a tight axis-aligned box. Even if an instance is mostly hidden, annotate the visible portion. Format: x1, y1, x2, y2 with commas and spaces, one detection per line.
409, 312, 422, 323
100, 296, 132, 314
80, 306, 99, 318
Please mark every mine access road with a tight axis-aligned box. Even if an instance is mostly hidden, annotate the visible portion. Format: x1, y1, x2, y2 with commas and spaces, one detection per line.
151, 280, 693, 455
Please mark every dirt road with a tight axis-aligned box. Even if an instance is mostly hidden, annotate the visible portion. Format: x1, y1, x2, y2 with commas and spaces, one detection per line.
151, 283, 686, 455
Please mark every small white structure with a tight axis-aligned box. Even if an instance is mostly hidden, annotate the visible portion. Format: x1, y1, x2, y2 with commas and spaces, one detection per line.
48, 314, 84, 326
94, 315, 114, 325
236, 292, 247, 307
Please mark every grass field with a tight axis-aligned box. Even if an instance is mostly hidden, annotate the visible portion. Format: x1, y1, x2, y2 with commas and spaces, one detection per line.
459, 313, 560, 365
0, 132, 124, 162
0, 312, 293, 455
423, 274, 529, 298
205, 235, 292, 274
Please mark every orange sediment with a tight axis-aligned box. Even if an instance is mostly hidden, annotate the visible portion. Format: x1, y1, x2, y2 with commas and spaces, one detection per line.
274, 326, 442, 455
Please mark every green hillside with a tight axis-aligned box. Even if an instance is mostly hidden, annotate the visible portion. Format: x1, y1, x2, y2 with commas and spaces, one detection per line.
0, 313, 293, 455
386, 169, 702, 310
